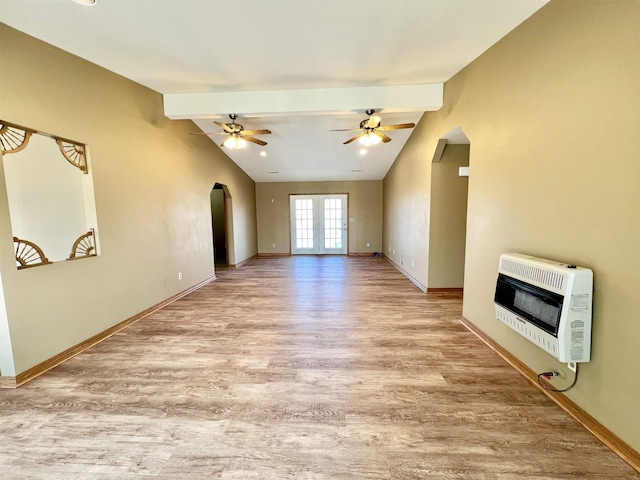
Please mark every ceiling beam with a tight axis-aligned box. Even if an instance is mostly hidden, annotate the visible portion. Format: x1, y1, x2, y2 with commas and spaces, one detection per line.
163, 84, 443, 120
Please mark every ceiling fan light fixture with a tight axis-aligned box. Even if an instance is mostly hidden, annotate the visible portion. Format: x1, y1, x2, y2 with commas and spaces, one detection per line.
222, 134, 247, 149
359, 132, 381, 147
72, 0, 97, 5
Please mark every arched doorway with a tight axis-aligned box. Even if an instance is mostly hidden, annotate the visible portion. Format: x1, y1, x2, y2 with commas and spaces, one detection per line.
210, 183, 230, 268
427, 126, 470, 291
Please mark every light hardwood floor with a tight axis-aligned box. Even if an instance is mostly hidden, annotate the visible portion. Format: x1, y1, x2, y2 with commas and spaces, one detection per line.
1, 256, 638, 479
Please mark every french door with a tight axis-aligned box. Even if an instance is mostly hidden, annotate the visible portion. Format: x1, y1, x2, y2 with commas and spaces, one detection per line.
290, 194, 348, 255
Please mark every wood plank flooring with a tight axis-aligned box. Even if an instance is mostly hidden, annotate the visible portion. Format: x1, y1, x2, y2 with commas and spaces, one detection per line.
1, 256, 638, 479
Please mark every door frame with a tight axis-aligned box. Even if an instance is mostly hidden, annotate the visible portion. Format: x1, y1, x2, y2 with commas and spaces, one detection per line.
289, 193, 348, 255
210, 183, 230, 267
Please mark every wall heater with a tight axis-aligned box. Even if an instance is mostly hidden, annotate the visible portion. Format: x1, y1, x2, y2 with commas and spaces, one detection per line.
494, 253, 593, 363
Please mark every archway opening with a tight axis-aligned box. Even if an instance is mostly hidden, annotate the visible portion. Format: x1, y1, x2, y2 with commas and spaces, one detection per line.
428, 126, 470, 292
210, 183, 230, 268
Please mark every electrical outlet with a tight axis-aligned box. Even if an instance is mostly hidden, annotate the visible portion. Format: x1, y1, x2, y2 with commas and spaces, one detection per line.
161, 278, 167, 287
567, 362, 577, 372
366, 242, 370, 248
272, 243, 276, 248
178, 272, 183, 280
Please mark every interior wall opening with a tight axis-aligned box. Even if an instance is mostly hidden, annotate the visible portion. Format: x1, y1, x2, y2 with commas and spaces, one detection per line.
427, 128, 470, 291
211, 183, 229, 268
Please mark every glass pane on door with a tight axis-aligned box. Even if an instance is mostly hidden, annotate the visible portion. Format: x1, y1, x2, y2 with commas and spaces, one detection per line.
295, 198, 314, 249
324, 197, 343, 249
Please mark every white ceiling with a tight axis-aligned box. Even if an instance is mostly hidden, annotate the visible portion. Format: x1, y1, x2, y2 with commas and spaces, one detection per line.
0, 0, 548, 182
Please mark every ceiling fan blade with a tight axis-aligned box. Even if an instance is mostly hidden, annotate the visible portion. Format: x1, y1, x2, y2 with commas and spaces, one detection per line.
243, 135, 267, 146
373, 131, 392, 143
344, 133, 365, 144
365, 116, 382, 128
214, 121, 234, 133
189, 131, 228, 135
376, 123, 416, 131
241, 129, 271, 135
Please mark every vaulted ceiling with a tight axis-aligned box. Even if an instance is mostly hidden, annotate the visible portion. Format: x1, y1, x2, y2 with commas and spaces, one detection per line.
1, 0, 548, 182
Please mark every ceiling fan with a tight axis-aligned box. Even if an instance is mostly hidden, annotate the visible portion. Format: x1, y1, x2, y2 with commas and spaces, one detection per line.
190, 114, 271, 149
331, 109, 416, 146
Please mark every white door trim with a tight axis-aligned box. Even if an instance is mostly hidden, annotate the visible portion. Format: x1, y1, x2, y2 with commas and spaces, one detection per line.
290, 194, 348, 255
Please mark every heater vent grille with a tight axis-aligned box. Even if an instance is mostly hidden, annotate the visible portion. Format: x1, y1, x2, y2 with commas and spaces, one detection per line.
495, 253, 593, 363
500, 257, 565, 291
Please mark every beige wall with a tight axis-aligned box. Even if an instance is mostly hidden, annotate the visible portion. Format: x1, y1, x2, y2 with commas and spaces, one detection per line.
428, 145, 469, 289
0, 25, 257, 376
383, 111, 440, 290
384, 0, 640, 451
256, 181, 382, 255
